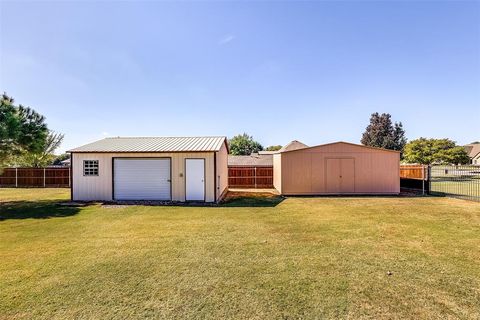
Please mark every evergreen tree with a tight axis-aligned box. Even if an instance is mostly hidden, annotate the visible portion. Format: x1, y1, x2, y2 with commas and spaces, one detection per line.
361, 112, 406, 152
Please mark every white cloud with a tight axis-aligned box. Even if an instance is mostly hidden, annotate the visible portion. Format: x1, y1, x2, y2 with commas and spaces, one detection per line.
218, 34, 235, 45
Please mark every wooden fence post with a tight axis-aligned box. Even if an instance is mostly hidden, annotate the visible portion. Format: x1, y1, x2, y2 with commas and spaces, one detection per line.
15, 167, 18, 188
43, 168, 46, 187
254, 167, 257, 189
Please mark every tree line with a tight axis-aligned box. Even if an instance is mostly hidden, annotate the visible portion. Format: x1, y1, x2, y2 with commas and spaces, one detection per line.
360, 113, 469, 164
228, 112, 470, 165
1, 93, 471, 167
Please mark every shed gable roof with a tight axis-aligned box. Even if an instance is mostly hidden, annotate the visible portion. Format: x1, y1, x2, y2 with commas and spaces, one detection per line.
280, 141, 401, 154
69, 136, 227, 153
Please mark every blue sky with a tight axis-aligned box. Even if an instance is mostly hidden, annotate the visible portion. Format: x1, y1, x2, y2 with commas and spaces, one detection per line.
1, 1, 479, 154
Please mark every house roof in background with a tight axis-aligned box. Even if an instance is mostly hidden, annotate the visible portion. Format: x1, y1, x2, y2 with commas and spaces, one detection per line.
465, 143, 480, 158
228, 154, 273, 167
278, 140, 309, 152
258, 151, 276, 155
68, 136, 227, 153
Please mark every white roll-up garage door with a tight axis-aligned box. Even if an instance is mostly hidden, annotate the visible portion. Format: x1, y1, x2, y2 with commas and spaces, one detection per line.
114, 158, 171, 200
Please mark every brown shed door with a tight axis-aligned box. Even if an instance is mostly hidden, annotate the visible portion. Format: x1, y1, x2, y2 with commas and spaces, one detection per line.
326, 159, 341, 193
326, 158, 355, 193
340, 159, 355, 192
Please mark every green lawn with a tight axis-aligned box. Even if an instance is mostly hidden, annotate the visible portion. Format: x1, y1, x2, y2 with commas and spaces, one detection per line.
1, 188, 479, 319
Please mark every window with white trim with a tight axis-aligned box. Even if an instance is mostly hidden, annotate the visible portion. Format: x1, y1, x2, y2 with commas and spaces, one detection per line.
83, 160, 99, 176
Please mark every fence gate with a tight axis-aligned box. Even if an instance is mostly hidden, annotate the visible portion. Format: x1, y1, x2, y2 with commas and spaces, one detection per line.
228, 166, 273, 188
429, 165, 480, 202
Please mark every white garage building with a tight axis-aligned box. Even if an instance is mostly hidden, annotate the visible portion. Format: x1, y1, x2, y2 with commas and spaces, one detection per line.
68, 136, 228, 202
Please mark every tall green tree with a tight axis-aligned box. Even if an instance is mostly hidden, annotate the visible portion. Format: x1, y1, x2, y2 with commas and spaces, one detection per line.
403, 138, 469, 165
228, 133, 263, 155
14, 131, 64, 167
1, 93, 49, 167
361, 113, 407, 152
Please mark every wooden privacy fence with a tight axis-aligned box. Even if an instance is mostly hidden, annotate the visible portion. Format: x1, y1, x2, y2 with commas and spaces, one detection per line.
0, 167, 70, 188
400, 165, 428, 180
230, 165, 426, 189
228, 166, 273, 188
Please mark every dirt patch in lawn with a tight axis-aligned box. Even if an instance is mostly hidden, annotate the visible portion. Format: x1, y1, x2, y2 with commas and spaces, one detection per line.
222, 191, 284, 207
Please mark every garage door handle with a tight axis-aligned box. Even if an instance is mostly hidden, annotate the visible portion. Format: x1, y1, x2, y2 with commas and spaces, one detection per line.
167, 179, 171, 182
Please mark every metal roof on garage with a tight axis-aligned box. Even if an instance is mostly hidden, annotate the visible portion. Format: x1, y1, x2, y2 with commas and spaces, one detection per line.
68, 136, 227, 153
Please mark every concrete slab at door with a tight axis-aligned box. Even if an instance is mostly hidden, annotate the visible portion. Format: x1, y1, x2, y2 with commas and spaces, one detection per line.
186, 159, 205, 201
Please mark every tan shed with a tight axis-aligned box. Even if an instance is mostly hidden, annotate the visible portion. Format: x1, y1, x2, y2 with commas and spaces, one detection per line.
68, 136, 229, 202
273, 141, 400, 195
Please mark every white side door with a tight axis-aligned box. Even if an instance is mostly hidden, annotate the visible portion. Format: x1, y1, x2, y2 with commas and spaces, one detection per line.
185, 159, 205, 201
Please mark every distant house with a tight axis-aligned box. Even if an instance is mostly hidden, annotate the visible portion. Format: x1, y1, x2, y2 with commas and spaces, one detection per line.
227, 141, 309, 188
60, 158, 71, 166
226, 141, 310, 167
227, 152, 274, 188
258, 151, 276, 155
228, 153, 273, 167
277, 140, 309, 152
465, 143, 480, 165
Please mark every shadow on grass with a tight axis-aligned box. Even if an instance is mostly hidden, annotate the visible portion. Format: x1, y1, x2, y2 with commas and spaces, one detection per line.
0, 200, 82, 221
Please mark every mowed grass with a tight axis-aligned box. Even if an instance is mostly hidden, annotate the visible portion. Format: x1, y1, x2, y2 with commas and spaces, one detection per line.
1, 189, 479, 319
